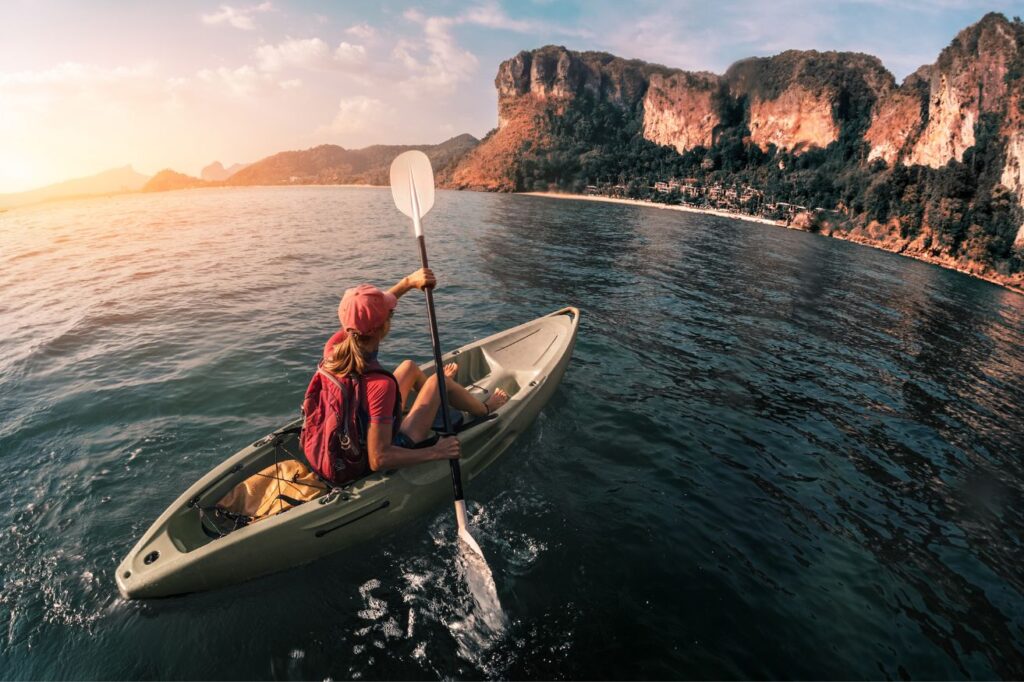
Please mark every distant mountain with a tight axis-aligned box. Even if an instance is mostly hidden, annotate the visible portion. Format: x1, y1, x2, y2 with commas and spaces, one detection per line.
0, 166, 150, 209
226, 134, 479, 187
142, 170, 213, 193
201, 161, 250, 181
3, 135, 478, 209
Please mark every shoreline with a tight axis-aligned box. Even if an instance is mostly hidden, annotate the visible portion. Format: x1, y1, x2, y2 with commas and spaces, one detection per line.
521, 191, 1024, 298
520, 191, 784, 227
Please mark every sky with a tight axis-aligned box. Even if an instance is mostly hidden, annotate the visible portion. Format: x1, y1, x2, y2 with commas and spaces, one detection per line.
0, 0, 1016, 193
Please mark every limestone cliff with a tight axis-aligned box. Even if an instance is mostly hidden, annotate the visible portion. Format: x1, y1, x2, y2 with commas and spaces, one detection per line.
642, 72, 720, 153
907, 13, 1019, 167
725, 50, 894, 152
865, 67, 930, 165
451, 15, 1024, 288
459, 45, 898, 182
452, 46, 668, 190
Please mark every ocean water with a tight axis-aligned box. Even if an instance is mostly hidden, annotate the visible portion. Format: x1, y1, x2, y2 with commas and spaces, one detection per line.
1, 187, 1023, 679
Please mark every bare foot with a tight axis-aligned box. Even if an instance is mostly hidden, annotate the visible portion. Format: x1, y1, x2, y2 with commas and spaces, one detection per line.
443, 362, 459, 380
484, 388, 509, 415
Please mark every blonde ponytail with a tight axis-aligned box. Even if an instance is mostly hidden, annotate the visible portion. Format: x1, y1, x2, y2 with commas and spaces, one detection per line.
323, 320, 390, 377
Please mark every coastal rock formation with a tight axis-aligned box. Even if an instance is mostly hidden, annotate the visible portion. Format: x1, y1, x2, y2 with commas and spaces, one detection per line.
494, 46, 655, 108
642, 72, 720, 153
865, 68, 930, 165
450, 12, 1024, 290
907, 13, 1019, 167
1002, 132, 1024, 247
746, 85, 839, 152
451, 97, 551, 191
453, 47, 667, 190
725, 50, 894, 153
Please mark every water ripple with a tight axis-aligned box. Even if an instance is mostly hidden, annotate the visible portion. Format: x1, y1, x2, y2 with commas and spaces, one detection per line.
0, 188, 1022, 678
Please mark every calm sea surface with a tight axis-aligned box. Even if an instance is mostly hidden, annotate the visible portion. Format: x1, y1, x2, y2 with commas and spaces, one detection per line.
1, 187, 1023, 680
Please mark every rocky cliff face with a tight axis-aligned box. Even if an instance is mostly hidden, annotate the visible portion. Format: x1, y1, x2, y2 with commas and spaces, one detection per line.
907, 14, 1019, 167
459, 43, 906, 176
725, 50, 894, 153
452, 14, 1024, 285
747, 85, 839, 151
1002, 130, 1024, 247
865, 67, 930, 165
453, 47, 666, 190
862, 14, 1022, 173
462, 13, 1024, 172
642, 72, 720, 153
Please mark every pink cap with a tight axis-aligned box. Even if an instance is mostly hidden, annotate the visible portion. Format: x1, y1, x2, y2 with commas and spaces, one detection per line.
338, 284, 397, 335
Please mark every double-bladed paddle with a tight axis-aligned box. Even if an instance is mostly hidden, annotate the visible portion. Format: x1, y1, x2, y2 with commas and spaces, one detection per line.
389, 150, 486, 558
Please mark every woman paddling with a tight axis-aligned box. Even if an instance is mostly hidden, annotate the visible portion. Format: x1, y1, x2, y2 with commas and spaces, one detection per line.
307, 268, 508, 483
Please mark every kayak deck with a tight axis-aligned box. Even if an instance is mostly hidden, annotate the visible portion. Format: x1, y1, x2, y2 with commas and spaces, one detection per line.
116, 307, 579, 598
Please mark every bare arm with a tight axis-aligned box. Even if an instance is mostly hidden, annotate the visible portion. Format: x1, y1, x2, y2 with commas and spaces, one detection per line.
366, 421, 459, 472
388, 268, 436, 300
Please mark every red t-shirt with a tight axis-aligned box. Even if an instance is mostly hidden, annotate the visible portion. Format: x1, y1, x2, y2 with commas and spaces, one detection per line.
323, 330, 399, 428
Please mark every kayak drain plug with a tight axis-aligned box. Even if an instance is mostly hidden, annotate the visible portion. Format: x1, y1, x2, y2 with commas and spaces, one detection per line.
144, 551, 160, 565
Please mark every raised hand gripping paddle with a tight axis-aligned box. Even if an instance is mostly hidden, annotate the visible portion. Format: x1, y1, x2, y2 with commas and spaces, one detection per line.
389, 151, 485, 558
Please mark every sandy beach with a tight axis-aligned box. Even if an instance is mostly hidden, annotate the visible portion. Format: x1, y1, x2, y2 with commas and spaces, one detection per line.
520, 191, 785, 228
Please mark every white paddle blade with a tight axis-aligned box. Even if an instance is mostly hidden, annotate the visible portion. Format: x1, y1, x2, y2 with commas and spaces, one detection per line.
390, 150, 435, 220
459, 526, 486, 558
454, 499, 485, 558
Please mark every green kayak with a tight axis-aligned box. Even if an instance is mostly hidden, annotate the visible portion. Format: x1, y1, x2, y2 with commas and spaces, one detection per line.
116, 307, 580, 599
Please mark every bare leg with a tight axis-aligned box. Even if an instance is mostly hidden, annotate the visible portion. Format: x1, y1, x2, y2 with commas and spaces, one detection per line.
392, 360, 426, 411
400, 375, 508, 443
393, 360, 461, 411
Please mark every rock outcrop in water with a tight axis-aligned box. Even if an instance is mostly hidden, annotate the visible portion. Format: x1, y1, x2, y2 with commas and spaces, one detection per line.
450, 13, 1024, 292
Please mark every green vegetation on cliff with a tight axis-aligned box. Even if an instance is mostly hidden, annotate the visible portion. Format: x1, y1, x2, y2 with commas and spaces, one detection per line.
512, 61, 1023, 275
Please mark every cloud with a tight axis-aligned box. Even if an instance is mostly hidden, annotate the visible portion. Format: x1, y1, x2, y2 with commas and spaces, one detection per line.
319, 95, 391, 136
278, 78, 302, 90
333, 42, 367, 65
395, 12, 479, 96
201, 2, 273, 31
345, 23, 377, 41
196, 65, 265, 96
0, 61, 157, 89
459, 1, 593, 38
0, 61, 163, 117
594, 0, 838, 72
256, 37, 331, 71
389, 2, 596, 98
255, 37, 366, 72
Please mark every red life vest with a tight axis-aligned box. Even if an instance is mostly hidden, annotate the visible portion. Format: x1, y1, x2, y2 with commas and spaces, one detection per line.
299, 366, 402, 485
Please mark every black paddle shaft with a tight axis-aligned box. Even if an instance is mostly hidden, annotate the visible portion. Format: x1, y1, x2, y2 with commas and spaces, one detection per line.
416, 235, 464, 502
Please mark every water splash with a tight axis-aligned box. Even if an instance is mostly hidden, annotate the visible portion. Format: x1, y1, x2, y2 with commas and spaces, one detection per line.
456, 508, 508, 638
454, 529, 508, 649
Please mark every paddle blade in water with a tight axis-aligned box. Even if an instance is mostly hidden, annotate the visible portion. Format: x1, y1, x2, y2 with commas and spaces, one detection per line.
459, 526, 485, 558
389, 150, 435, 220
457, 515, 508, 638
